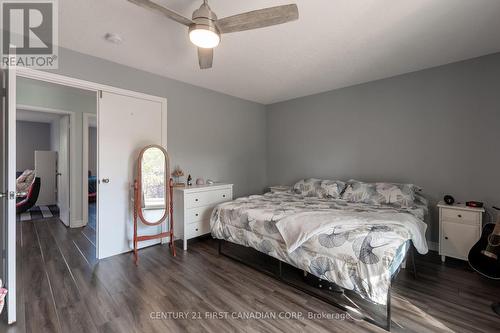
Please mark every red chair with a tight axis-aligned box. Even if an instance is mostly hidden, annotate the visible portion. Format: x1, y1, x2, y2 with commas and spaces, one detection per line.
16, 177, 41, 214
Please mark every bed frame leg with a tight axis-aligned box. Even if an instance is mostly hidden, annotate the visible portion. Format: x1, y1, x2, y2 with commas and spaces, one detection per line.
386, 287, 392, 331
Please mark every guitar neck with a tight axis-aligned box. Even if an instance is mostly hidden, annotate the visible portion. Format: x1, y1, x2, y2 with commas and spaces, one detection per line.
493, 216, 500, 236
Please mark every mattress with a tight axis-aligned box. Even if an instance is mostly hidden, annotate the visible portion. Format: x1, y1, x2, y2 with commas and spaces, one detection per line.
211, 192, 428, 305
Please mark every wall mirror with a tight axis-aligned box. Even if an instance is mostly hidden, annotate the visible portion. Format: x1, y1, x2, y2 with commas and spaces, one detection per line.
136, 145, 169, 225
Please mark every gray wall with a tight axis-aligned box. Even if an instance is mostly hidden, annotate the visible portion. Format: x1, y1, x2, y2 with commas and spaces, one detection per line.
45, 47, 268, 198
16, 121, 51, 171
267, 53, 500, 242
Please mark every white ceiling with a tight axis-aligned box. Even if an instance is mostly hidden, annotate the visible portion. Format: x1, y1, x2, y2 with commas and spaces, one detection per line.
59, 0, 500, 104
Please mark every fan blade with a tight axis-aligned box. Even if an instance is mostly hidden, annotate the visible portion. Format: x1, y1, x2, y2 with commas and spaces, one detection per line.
217, 4, 298, 34
198, 48, 213, 69
128, 0, 193, 26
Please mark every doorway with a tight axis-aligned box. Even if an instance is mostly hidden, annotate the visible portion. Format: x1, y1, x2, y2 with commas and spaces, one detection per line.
15, 108, 71, 226
82, 113, 97, 246
16, 77, 97, 231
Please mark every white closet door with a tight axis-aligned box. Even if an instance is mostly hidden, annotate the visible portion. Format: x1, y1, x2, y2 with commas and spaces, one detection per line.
98, 91, 164, 259
35, 151, 57, 206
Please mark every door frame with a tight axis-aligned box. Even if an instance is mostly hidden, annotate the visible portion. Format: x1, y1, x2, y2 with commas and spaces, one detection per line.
17, 67, 168, 106
5, 63, 16, 325
82, 112, 97, 228
16, 105, 74, 226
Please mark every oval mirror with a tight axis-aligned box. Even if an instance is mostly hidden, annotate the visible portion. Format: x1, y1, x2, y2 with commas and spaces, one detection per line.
137, 145, 169, 225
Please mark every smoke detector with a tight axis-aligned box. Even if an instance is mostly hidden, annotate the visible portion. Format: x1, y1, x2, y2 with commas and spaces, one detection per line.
104, 33, 123, 44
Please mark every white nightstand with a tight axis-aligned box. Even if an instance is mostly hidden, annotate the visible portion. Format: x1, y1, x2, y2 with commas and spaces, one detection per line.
173, 183, 233, 250
438, 201, 484, 262
269, 185, 291, 193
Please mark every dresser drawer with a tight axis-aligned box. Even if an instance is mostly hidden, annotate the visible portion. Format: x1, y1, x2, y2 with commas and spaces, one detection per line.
185, 220, 211, 238
185, 205, 215, 224
441, 208, 479, 225
185, 189, 232, 208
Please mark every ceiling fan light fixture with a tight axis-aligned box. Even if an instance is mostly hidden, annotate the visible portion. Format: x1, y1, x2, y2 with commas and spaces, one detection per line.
189, 24, 220, 48
128, 0, 299, 69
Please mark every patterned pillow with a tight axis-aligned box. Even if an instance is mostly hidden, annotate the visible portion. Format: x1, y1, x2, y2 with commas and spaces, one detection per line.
293, 178, 322, 197
341, 181, 417, 206
341, 182, 379, 204
293, 179, 346, 199
317, 180, 346, 199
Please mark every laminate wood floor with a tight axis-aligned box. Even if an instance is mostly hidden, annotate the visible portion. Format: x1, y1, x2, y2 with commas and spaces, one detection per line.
1, 218, 499, 333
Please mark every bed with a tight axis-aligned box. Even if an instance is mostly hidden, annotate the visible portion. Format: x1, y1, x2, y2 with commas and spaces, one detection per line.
210, 181, 428, 330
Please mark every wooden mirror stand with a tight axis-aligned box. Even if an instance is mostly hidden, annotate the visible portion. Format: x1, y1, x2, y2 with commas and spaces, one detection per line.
133, 144, 176, 265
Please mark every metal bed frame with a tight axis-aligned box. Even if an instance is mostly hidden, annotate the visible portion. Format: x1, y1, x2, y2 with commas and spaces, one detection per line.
218, 239, 417, 331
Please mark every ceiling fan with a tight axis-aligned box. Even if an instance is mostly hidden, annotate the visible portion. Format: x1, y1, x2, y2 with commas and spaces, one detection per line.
128, 0, 299, 69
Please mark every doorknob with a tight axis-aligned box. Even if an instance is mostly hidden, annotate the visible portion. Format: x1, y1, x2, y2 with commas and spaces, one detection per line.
0, 192, 15, 199
102, 178, 110, 183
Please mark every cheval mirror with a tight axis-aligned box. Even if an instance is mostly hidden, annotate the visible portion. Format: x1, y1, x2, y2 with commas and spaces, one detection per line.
133, 144, 176, 265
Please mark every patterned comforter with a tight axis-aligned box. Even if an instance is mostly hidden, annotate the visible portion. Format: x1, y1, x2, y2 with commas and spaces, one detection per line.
210, 192, 428, 304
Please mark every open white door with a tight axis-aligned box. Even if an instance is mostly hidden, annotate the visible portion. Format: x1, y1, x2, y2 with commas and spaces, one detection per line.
57, 116, 70, 226
0, 64, 16, 324
34, 151, 57, 206
82, 113, 96, 227
98, 91, 164, 259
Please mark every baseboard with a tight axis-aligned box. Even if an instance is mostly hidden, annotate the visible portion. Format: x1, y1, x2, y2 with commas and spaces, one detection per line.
70, 219, 85, 228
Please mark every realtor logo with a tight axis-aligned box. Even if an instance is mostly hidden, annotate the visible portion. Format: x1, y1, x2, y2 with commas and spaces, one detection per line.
1, 0, 58, 68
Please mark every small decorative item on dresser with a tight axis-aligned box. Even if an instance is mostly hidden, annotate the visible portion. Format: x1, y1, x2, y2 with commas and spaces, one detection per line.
171, 166, 185, 187
443, 195, 455, 205
269, 185, 291, 193
438, 201, 484, 263
206, 179, 215, 185
196, 178, 204, 185
466, 201, 484, 208
187, 174, 193, 186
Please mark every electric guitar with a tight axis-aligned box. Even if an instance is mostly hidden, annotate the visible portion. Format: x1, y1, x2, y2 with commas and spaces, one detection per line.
468, 206, 500, 279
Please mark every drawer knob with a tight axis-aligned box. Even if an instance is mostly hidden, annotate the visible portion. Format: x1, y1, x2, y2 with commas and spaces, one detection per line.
195, 228, 199, 231
195, 198, 198, 202
445, 236, 448, 240
195, 213, 199, 217
223, 194, 226, 198
457, 214, 462, 218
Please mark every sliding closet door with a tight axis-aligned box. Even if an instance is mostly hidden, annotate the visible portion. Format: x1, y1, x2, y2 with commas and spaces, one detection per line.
98, 91, 164, 259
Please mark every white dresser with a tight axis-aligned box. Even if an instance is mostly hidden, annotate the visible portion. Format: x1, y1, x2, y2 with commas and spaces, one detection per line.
173, 183, 233, 250
438, 201, 484, 262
